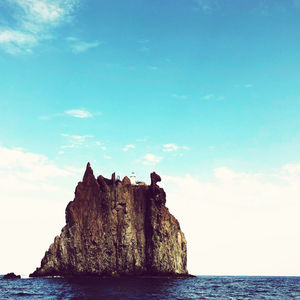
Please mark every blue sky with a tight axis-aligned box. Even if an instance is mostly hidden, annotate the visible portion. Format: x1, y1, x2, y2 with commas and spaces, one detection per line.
1, 0, 300, 176
1, 0, 300, 276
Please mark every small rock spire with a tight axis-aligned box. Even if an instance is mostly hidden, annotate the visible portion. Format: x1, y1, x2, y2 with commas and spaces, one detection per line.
111, 172, 116, 186
83, 162, 96, 184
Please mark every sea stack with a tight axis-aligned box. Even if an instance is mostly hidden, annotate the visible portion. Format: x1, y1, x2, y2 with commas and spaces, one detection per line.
30, 163, 188, 277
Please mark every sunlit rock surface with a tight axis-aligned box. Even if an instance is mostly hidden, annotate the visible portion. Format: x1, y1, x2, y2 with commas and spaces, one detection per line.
30, 163, 188, 277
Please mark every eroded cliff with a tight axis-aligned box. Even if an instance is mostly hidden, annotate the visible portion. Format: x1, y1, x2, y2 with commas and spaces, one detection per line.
30, 163, 188, 277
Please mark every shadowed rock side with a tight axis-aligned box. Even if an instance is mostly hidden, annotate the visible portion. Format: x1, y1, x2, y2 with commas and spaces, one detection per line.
3, 273, 21, 279
30, 163, 188, 277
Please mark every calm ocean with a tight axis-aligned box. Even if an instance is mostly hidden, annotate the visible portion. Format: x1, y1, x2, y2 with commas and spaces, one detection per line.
1, 275, 300, 299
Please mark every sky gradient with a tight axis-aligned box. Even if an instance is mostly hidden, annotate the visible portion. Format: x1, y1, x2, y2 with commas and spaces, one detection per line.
1, 0, 300, 276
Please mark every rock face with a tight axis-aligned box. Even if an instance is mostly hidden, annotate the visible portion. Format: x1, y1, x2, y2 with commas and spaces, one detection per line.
30, 163, 188, 277
3, 273, 21, 279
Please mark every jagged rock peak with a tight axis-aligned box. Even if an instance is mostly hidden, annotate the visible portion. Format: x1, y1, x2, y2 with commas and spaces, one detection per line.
82, 162, 97, 184
30, 163, 189, 278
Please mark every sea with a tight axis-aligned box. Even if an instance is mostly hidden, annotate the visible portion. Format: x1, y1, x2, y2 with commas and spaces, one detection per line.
1, 275, 300, 299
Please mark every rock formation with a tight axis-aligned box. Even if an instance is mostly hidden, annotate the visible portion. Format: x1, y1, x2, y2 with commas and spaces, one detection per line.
3, 273, 21, 279
30, 163, 188, 277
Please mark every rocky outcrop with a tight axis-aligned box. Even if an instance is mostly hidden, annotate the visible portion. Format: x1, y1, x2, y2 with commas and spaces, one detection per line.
3, 273, 21, 279
30, 163, 188, 277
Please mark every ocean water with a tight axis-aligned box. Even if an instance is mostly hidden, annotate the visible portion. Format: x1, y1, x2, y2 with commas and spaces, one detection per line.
1, 275, 300, 299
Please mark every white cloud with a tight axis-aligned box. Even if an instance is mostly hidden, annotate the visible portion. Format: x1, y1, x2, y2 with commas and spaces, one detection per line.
13, 0, 78, 29
61, 133, 93, 149
40, 109, 98, 120
0, 29, 35, 44
161, 164, 300, 276
163, 144, 179, 152
104, 154, 112, 160
282, 163, 300, 174
192, 0, 219, 12
67, 37, 100, 54
17, 0, 64, 24
245, 83, 253, 88
61, 144, 75, 149
64, 109, 93, 118
136, 136, 148, 142
0, 146, 82, 275
0, 146, 67, 178
96, 141, 106, 151
143, 153, 162, 165
123, 144, 136, 152
0, 29, 37, 54
2, 145, 300, 276
163, 144, 189, 152
0, 0, 79, 54
200, 94, 224, 101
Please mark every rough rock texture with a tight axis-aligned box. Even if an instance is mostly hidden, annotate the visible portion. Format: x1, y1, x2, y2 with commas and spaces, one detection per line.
30, 163, 188, 277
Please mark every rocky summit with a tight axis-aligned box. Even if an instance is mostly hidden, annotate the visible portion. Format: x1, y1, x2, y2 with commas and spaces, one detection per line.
30, 163, 188, 277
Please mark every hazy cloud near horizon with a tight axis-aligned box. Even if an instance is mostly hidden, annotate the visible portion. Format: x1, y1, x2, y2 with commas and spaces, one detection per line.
1, 146, 300, 276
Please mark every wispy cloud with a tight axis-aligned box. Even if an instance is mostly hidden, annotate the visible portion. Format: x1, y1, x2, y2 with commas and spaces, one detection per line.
163, 144, 179, 152
143, 153, 162, 165
40, 109, 97, 120
104, 154, 112, 160
172, 94, 188, 100
15, 0, 77, 26
61, 133, 93, 149
96, 141, 106, 151
138, 39, 150, 44
61, 144, 75, 149
136, 136, 148, 142
0, 30, 37, 54
0, 0, 79, 54
201, 94, 214, 100
67, 37, 100, 54
192, 0, 219, 12
244, 84, 253, 88
65, 109, 93, 118
139, 46, 150, 52
123, 144, 136, 152
163, 144, 189, 152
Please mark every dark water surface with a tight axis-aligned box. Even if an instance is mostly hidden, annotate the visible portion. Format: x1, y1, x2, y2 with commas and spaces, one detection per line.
1, 275, 300, 299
